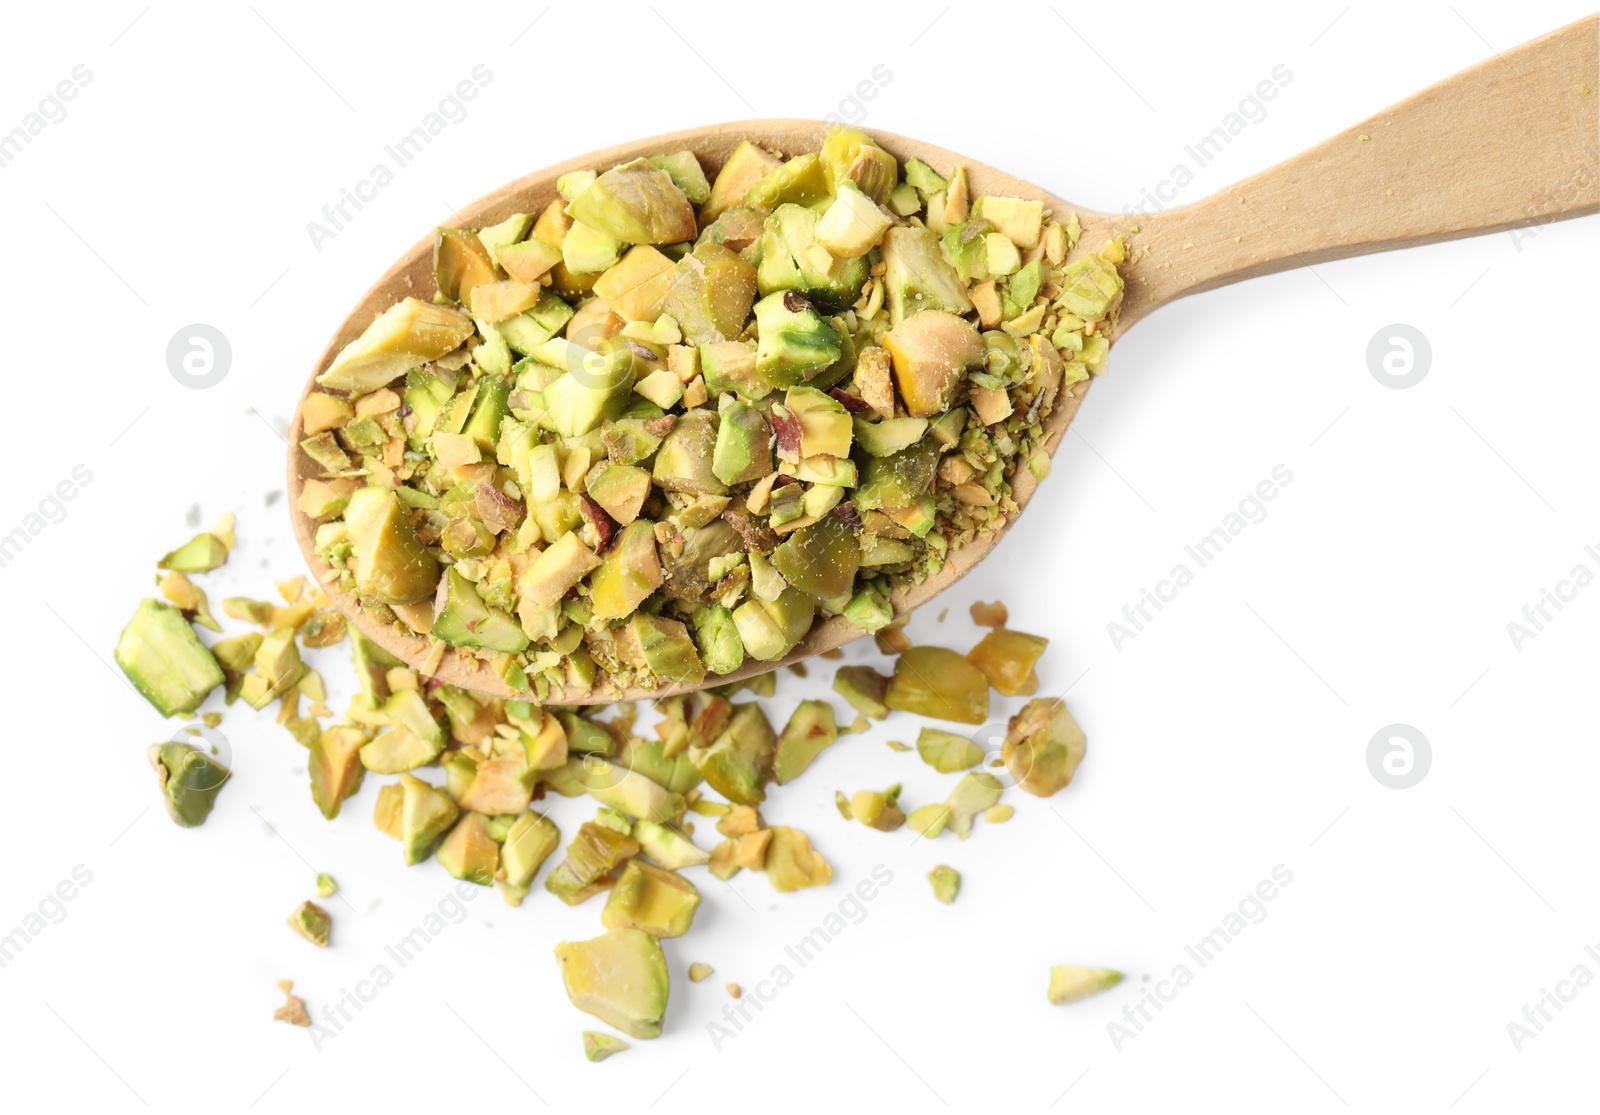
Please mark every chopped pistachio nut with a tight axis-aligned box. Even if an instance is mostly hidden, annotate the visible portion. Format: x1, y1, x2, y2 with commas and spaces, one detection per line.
300, 136, 1122, 694
688, 962, 714, 983
907, 803, 949, 838
943, 772, 1003, 839
773, 700, 839, 784
118, 600, 225, 718
315, 873, 337, 898
928, 865, 960, 904
968, 628, 1048, 696
764, 826, 832, 892
849, 788, 905, 831
886, 647, 989, 724
286, 900, 331, 948
554, 928, 669, 1039
1003, 699, 1086, 797
1047, 966, 1123, 1004
602, 859, 702, 938
726, 983, 743, 999
583, 1031, 630, 1063
148, 741, 231, 827
916, 727, 983, 773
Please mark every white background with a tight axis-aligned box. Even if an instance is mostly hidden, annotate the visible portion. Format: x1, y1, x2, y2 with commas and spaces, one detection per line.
1, 2, 1595, 1111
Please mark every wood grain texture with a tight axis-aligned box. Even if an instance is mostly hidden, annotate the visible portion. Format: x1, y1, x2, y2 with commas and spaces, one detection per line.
287, 16, 1597, 703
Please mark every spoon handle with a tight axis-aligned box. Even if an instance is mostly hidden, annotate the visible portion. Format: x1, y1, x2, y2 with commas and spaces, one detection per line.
1118, 15, 1597, 328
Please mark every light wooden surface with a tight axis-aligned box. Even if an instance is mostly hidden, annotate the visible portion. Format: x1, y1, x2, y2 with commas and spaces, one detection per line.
287, 16, 1597, 703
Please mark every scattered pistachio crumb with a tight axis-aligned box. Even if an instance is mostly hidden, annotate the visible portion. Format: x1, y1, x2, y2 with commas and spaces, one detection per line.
583, 1031, 630, 1062
726, 983, 742, 999
202, 712, 223, 729
928, 865, 960, 904
970, 601, 1008, 627
1358, 134, 1370, 141
274, 980, 310, 1026
286, 901, 331, 948
316, 873, 337, 898
688, 963, 714, 983
983, 804, 1014, 824
884, 739, 911, 752
1048, 966, 1123, 1004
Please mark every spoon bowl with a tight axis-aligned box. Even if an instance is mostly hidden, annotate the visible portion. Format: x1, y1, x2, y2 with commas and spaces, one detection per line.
288, 16, 1595, 703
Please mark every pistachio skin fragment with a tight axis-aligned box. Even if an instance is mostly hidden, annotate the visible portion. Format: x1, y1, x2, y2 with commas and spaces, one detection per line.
554, 928, 670, 1040
1003, 699, 1087, 798
148, 741, 232, 827
928, 865, 960, 904
286, 900, 332, 948
1047, 966, 1123, 1005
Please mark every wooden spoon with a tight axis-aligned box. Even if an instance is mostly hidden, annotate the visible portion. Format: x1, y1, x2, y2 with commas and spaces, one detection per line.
288, 16, 1597, 704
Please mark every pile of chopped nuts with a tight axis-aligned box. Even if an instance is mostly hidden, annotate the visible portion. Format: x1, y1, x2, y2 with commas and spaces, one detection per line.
119, 527, 1110, 1041
295, 129, 1125, 697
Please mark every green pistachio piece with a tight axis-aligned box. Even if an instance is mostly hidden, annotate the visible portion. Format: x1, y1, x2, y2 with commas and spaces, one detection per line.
396, 773, 459, 865
967, 628, 1048, 696
545, 822, 640, 906
850, 789, 905, 832
763, 826, 832, 892
286, 900, 331, 948
832, 665, 890, 719
318, 297, 474, 396
943, 772, 1002, 839
928, 865, 960, 904
148, 741, 231, 827
437, 812, 500, 885
554, 928, 669, 1040
583, 1031, 631, 1063
884, 646, 989, 725
703, 140, 782, 222
692, 605, 746, 677
1048, 966, 1123, 1004
602, 859, 702, 938
117, 600, 225, 718
906, 803, 949, 839
157, 531, 229, 573
773, 700, 839, 785
688, 703, 775, 805
1003, 699, 1087, 798
568, 158, 696, 245
916, 727, 983, 773
881, 226, 972, 326
632, 820, 711, 870
498, 811, 560, 907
